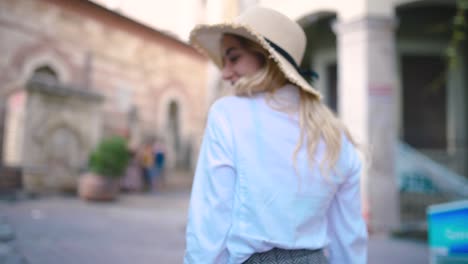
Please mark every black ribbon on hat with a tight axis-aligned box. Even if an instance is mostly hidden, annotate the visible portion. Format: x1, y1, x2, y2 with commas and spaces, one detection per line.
264, 37, 319, 83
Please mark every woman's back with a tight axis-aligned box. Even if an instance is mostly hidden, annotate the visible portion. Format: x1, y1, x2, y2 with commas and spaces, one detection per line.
186, 84, 365, 263
186, 7, 367, 263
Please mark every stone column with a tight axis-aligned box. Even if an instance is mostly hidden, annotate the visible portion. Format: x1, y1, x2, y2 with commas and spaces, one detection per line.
334, 16, 400, 232
238, 0, 258, 11
447, 47, 466, 176
0, 100, 5, 165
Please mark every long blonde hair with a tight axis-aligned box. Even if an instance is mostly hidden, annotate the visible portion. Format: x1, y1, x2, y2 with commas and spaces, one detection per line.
226, 34, 356, 172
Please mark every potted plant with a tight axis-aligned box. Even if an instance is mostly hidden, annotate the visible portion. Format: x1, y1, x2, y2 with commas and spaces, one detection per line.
78, 136, 130, 201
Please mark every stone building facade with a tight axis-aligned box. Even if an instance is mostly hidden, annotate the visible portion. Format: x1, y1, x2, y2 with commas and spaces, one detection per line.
256, 0, 468, 232
0, 0, 208, 191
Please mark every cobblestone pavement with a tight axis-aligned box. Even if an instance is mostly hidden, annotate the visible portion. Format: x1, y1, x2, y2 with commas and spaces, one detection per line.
0, 190, 429, 264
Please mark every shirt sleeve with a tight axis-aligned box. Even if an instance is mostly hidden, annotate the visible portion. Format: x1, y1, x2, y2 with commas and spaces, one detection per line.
326, 139, 368, 264
184, 103, 236, 264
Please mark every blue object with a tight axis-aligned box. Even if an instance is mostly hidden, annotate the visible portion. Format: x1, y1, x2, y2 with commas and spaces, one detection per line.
427, 200, 468, 263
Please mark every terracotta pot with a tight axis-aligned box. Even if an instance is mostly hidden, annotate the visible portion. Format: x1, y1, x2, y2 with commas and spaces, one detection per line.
78, 172, 120, 201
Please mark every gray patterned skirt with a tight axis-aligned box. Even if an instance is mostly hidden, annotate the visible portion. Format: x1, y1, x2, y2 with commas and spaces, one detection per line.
243, 248, 328, 264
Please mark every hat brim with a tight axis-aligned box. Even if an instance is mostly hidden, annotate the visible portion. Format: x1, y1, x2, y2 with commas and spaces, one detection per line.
189, 23, 321, 98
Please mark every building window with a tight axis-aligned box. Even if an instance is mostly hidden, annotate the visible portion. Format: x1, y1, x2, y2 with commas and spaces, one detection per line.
32, 65, 58, 82
402, 55, 447, 149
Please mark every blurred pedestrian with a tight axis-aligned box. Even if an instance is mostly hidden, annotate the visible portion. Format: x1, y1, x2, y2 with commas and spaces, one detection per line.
184, 6, 367, 264
151, 139, 166, 191
138, 143, 154, 192
120, 147, 143, 192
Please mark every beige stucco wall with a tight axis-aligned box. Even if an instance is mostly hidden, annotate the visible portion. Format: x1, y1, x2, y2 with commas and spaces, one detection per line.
259, 0, 433, 21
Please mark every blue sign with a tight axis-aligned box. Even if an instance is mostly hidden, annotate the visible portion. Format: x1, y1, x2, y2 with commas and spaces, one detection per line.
427, 200, 468, 263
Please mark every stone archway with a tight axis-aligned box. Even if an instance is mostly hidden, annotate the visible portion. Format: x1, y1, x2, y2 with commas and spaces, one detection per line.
21, 76, 103, 193
298, 11, 338, 111
0, 48, 72, 165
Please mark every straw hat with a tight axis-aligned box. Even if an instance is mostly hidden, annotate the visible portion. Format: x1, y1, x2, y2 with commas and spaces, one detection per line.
189, 6, 321, 98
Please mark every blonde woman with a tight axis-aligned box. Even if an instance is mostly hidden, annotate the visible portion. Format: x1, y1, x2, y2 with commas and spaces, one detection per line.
185, 7, 367, 264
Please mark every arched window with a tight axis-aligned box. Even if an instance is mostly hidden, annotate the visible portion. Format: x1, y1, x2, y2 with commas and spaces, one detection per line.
31, 65, 58, 82
168, 101, 180, 151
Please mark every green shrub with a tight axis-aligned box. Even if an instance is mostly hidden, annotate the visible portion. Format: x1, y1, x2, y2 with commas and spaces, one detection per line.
89, 136, 130, 178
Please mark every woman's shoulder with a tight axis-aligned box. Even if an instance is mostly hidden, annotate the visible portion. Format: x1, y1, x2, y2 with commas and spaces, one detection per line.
210, 95, 254, 113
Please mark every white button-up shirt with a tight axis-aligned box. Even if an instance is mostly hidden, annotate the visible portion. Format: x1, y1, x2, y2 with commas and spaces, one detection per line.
184, 84, 367, 264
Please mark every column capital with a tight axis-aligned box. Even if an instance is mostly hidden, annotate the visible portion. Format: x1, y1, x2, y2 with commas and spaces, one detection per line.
332, 16, 398, 34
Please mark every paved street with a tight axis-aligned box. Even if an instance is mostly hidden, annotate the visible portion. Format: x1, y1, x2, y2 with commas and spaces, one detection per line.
0, 189, 429, 264
0, 191, 189, 264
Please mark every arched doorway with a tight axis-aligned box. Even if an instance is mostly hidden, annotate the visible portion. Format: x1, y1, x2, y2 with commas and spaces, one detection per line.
299, 12, 338, 112
32, 65, 59, 81
395, 0, 467, 222
396, 1, 466, 175
167, 100, 181, 168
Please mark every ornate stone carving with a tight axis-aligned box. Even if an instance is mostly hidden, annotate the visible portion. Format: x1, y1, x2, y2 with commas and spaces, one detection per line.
22, 77, 103, 193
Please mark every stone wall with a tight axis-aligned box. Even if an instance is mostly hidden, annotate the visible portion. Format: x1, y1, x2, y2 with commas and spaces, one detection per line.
0, 0, 208, 176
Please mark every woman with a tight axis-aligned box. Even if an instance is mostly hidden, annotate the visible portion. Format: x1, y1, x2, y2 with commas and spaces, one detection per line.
185, 7, 367, 264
